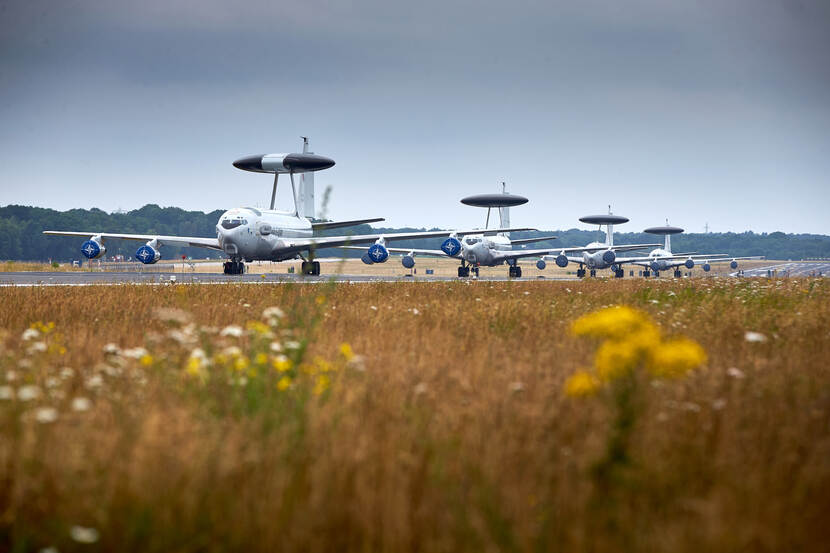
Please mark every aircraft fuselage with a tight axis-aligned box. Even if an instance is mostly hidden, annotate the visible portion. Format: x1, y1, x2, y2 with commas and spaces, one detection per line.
217, 207, 313, 262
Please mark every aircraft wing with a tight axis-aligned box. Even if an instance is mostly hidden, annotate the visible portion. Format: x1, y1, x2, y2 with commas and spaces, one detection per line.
339, 246, 450, 257
311, 218, 384, 231
509, 235, 558, 246
697, 256, 765, 264
43, 231, 222, 250
280, 227, 537, 254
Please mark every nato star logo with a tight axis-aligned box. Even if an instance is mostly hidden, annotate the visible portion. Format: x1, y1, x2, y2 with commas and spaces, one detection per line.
84, 243, 96, 256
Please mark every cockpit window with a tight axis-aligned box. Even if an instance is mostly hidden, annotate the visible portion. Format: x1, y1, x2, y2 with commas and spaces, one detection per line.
221, 218, 247, 230
465, 236, 481, 244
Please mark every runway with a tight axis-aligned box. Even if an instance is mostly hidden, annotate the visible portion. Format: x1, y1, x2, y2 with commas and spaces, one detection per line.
0, 271, 570, 286
731, 262, 829, 278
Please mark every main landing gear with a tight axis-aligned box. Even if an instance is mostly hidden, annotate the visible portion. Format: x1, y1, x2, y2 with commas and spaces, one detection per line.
457, 263, 480, 278
223, 260, 245, 275
643, 269, 651, 278
508, 265, 522, 278
673, 269, 683, 278
301, 261, 321, 276
577, 268, 586, 278
590, 269, 597, 277
615, 268, 625, 278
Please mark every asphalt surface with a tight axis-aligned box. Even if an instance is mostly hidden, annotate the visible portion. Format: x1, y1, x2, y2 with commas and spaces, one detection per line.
0, 271, 570, 286
731, 262, 830, 278
1, 262, 825, 286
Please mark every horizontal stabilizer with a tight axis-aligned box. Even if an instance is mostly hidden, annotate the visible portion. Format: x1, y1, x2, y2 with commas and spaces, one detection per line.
311, 218, 384, 231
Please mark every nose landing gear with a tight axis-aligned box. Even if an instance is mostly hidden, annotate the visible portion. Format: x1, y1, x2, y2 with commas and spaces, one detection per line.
508, 265, 522, 278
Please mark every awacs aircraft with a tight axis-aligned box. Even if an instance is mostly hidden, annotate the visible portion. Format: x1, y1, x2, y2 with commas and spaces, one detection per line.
541, 211, 660, 277
628, 224, 763, 278
44, 143, 523, 276
346, 190, 647, 278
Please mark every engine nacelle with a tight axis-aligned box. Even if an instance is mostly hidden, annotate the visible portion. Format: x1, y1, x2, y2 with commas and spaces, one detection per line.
555, 254, 568, 268
685, 259, 695, 269
402, 255, 415, 269
610, 263, 619, 273
440, 237, 462, 257
702, 263, 711, 272
135, 244, 160, 264
536, 259, 546, 270
730, 260, 738, 269
367, 243, 389, 263
602, 249, 616, 264
650, 261, 661, 272
361, 254, 374, 265
81, 239, 106, 259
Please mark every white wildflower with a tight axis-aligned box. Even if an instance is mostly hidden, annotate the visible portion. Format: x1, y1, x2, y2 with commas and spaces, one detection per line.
17, 385, 41, 401
220, 325, 243, 337
221, 346, 242, 357
69, 526, 99, 544
152, 307, 191, 325
523, 291, 530, 296
102, 343, 121, 355
410, 308, 420, 315
726, 367, 746, 379
269, 342, 283, 353
45, 377, 60, 389
38, 546, 59, 553
21, 328, 40, 341
413, 382, 428, 395
284, 340, 301, 350
369, 305, 378, 311
71, 397, 92, 412
27, 341, 48, 354
744, 331, 767, 343
509, 381, 525, 393
711, 398, 727, 410
6, 370, 17, 382
59, 367, 75, 379
122, 347, 148, 359
681, 402, 701, 412
34, 406, 58, 423
0, 386, 14, 400
85, 375, 103, 389
263, 306, 285, 320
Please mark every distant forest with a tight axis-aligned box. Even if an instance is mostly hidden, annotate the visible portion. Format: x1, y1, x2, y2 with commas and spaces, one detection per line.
2, 204, 829, 262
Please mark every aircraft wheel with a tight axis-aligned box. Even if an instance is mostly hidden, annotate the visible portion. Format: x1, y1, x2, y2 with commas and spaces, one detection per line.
577, 269, 585, 278
312, 261, 321, 276
643, 270, 650, 278
301, 261, 314, 275
654, 271, 660, 278
223, 262, 231, 275
615, 269, 624, 278
516, 266, 522, 278
458, 266, 470, 278
590, 269, 597, 277
674, 270, 682, 278
473, 267, 480, 277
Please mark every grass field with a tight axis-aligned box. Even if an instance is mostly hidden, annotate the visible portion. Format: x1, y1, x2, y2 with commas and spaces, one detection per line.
1, 278, 829, 552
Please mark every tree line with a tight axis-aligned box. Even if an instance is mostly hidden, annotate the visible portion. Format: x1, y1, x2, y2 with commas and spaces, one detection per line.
2, 204, 828, 262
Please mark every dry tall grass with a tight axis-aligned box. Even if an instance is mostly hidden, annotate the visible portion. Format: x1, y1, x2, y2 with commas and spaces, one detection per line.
1, 278, 829, 552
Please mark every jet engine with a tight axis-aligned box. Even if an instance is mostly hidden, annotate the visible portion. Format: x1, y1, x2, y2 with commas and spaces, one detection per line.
367, 242, 389, 263
361, 254, 374, 265
702, 263, 711, 272
80, 239, 106, 259
555, 254, 568, 268
602, 250, 616, 264
440, 237, 462, 257
650, 261, 661, 272
402, 255, 415, 269
536, 259, 546, 270
730, 260, 738, 269
135, 244, 161, 264
685, 259, 695, 269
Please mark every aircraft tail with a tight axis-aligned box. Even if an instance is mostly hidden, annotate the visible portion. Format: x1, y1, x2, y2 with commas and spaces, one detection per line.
298, 137, 316, 219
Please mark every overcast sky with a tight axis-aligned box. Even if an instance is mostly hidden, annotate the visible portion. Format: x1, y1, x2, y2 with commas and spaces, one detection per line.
1, 0, 829, 234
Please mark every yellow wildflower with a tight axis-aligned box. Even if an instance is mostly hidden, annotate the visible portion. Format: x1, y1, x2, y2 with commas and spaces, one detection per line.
315, 295, 326, 305
272, 355, 293, 372
339, 342, 355, 361
254, 352, 269, 366
564, 370, 601, 397
233, 356, 250, 372
647, 337, 707, 378
594, 326, 661, 381
139, 354, 154, 367
313, 374, 331, 395
277, 375, 292, 391
246, 320, 272, 337
186, 356, 203, 377
571, 306, 654, 340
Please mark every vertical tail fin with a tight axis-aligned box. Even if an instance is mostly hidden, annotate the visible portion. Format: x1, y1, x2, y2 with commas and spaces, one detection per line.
498, 182, 510, 237
298, 136, 316, 219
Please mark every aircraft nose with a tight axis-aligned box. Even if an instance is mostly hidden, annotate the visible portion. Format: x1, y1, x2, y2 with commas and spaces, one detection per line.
232, 155, 265, 172
283, 153, 335, 172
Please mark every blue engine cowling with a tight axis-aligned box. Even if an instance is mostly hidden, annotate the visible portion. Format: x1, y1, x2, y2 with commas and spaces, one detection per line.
702, 263, 711, 272
610, 264, 619, 273
536, 259, 546, 270
685, 259, 695, 269
361, 254, 374, 265
602, 249, 616, 264
440, 237, 462, 257
730, 260, 738, 269
367, 243, 389, 263
402, 255, 415, 269
135, 245, 160, 264
81, 239, 106, 259
650, 261, 661, 272
555, 254, 568, 268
